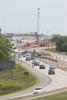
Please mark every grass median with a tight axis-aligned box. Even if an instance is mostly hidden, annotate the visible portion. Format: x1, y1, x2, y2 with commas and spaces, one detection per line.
45, 48, 67, 55
0, 63, 38, 95
31, 91, 67, 100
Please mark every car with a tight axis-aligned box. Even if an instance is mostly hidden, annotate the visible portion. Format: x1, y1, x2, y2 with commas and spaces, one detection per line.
32, 60, 40, 66
50, 64, 56, 69
18, 54, 22, 58
32, 60, 35, 64
40, 44, 46, 47
26, 56, 32, 61
31, 55, 35, 60
48, 68, 55, 75
26, 53, 31, 56
39, 64, 45, 69
37, 52, 41, 56
33, 87, 45, 94
22, 53, 26, 57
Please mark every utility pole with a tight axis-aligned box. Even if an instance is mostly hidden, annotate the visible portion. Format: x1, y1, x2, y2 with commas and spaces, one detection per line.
19, 28, 20, 35
4, 19, 5, 34
47, 31, 49, 50
37, 8, 40, 43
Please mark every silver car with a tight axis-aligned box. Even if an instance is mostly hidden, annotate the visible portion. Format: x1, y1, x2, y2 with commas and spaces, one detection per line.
50, 64, 56, 69
48, 68, 55, 75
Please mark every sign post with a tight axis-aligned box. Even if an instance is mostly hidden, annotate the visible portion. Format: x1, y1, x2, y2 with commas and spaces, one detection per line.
24, 72, 29, 87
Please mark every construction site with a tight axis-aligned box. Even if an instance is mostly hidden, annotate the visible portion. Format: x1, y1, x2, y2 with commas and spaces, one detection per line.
18, 8, 55, 49
18, 39, 55, 49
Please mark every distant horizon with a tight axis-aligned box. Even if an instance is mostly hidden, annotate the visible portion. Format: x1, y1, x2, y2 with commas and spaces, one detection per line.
2, 32, 62, 36
0, 0, 67, 35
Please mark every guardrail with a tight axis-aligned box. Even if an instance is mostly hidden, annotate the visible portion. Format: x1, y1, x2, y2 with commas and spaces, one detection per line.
35, 56, 58, 62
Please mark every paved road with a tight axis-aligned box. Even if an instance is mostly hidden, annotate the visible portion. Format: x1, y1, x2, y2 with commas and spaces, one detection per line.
6, 57, 67, 100
1, 48, 67, 100
26, 59, 67, 92
0, 58, 51, 100
4, 57, 67, 100
27, 47, 67, 61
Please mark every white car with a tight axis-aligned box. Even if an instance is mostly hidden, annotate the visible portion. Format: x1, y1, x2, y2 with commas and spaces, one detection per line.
33, 87, 45, 94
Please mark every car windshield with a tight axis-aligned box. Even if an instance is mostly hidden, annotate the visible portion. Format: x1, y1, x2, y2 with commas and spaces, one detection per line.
50, 68, 55, 71
40, 65, 44, 67
35, 88, 42, 90
50, 65, 55, 68
50, 65, 55, 67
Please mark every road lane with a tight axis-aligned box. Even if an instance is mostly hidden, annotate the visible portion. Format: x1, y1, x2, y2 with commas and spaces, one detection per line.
0, 58, 51, 100
3, 51, 67, 100
6, 58, 67, 100
31, 61, 67, 92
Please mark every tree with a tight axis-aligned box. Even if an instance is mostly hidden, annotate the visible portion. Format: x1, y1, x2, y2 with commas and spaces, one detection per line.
51, 36, 67, 52
63, 42, 67, 54
56, 37, 64, 52
51, 36, 59, 42
0, 34, 12, 60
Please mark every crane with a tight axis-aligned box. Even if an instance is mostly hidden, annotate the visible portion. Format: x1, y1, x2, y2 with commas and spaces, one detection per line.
37, 8, 40, 43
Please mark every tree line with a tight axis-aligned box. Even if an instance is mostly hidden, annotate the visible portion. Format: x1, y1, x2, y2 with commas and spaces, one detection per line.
0, 34, 12, 60
51, 36, 67, 54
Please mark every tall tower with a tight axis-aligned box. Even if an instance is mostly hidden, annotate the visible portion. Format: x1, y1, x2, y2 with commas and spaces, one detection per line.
37, 8, 40, 42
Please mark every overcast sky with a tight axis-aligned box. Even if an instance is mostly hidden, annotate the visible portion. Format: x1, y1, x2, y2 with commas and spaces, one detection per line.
0, 0, 67, 35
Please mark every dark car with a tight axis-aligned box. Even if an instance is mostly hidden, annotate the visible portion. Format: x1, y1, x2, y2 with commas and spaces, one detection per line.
48, 68, 55, 75
37, 52, 41, 56
39, 64, 45, 69
32, 60, 40, 66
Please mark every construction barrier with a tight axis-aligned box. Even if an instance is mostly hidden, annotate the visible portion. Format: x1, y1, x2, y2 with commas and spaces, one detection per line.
59, 57, 61, 59
63, 57, 65, 60
52, 56, 53, 58
32, 64, 34, 68
56, 56, 57, 59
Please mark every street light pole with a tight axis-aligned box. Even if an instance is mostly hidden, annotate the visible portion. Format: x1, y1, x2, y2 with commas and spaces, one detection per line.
47, 31, 49, 50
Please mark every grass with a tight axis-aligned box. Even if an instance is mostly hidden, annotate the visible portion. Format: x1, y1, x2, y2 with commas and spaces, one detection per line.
31, 91, 67, 100
0, 64, 38, 95
45, 48, 67, 55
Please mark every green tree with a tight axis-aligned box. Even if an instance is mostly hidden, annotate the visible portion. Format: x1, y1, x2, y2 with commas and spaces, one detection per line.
51, 36, 67, 52
51, 36, 59, 42
63, 42, 67, 54
0, 34, 12, 60
56, 36, 64, 52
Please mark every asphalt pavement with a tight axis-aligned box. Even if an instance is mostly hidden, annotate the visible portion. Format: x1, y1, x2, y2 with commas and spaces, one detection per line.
0, 58, 51, 100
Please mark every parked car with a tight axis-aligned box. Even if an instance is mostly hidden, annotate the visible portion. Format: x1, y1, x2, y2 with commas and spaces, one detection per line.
32, 60, 40, 66
39, 64, 45, 69
48, 68, 55, 75
33, 87, 45, 94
